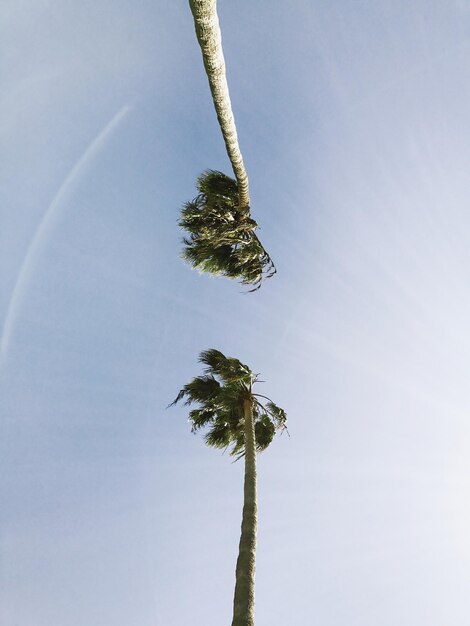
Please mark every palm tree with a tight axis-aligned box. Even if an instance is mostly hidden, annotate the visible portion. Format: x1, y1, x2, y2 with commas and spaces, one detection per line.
170, 348, 287, 626
180, 170, 275, 290
181, 1, 276, 290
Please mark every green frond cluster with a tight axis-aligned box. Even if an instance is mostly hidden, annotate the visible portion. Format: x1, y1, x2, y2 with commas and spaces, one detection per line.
199, 348, 252, 385
179, 170, 276, 290
171, 349, 287, 456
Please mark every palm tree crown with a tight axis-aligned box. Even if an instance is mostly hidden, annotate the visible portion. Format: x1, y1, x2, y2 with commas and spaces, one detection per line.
170, 348, 287, 456
179, 171, 276, 291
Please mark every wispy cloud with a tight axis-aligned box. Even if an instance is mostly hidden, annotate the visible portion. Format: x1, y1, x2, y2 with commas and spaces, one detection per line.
0, 104, 132, 366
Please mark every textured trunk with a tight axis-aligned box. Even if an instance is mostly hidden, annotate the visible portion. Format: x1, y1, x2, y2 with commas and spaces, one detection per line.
188, 0, 250, 212
231, 399, 257, 626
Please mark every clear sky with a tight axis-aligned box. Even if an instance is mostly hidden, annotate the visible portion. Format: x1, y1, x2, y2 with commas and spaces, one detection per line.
2, 1, 470, 624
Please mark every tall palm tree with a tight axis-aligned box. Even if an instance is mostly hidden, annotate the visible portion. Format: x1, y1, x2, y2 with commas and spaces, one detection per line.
181, 1, 276, 290
180, 170, 275, 290
171, 349, 287, 626
188, 0, 250, 211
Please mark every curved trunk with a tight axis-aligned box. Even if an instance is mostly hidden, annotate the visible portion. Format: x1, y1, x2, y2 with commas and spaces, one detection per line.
231, 399, 257, 626
188, 0, 250, 212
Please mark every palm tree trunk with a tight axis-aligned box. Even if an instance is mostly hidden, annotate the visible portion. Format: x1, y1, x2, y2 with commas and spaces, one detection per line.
231, 398, 257, 626
188, 0, 250, 212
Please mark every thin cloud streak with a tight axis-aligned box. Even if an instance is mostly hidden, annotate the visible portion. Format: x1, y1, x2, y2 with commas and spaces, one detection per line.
0, 104, 132, 366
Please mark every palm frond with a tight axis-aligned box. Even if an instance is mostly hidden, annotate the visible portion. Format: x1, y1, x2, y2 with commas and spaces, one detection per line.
189, 407, 216, 432
182, 375, 221, 405
196, 170, 239, 209
199, 348, 252, 385
205, 419, 234, 449
254, 414, 276, 451
265, 401, 288, 430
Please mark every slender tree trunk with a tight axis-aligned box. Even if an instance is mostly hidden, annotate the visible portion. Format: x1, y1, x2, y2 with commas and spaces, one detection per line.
231, 399, 257, 626
188, 0, 250, 212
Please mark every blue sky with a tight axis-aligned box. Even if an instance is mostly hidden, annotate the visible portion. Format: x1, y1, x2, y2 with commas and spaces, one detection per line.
2, 1, 470, 624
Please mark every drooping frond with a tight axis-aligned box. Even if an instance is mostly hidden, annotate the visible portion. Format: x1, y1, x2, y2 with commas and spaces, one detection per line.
265, 401, 288, 430
179, 171, 276, 290
254, 414, 276, 451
